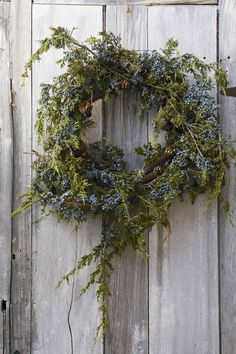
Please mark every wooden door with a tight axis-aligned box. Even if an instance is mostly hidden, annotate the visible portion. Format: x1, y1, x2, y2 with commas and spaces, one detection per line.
1, 1, 236, 353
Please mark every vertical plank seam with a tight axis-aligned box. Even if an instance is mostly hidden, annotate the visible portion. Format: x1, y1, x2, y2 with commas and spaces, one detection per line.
30, 2, 33, 352
216, 5, 222, 354
4, 7, 12, 351
0, 6, 12, 342
102, 6, 106, 354
9, 76, 15, 354
9, 0, 33, 351
146, 5, 150, 354
8, 7, 14, 353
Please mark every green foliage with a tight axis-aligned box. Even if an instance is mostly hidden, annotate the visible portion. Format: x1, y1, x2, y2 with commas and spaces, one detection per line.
15, 27, 236, 336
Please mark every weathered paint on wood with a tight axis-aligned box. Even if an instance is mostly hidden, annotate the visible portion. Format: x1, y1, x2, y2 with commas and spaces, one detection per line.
34, 0, 217, 5
104, 5, 149, 354
70, 99, 103, 353
2, 2, 236, 353
148, 6, 220, 354
9, 0, 32, 353
0, 3, 11, 353
219, 1, 236, 353
32, 5, 103, 354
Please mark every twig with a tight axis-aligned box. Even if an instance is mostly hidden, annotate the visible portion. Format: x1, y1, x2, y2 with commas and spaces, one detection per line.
143, 149, 173, 175
185, 124, 203, 157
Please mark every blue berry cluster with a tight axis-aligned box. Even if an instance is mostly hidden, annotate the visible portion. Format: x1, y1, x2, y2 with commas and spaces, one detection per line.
202, 127, 220, 141
101, 193, 121, 211
152, 58, 167, 79
150, 183, 173, 201
90, 33, 121, 66
40, 168, 58, 182
84, 169, 115, 186
184, 81, 220, 120
195, 156, 213, 170
184, 82, 209, 105
52, 123, 79, 146
170, 150, 188, 168
65, 52, 80, 61
108, 79, 120, 93
62, 86, 80, 99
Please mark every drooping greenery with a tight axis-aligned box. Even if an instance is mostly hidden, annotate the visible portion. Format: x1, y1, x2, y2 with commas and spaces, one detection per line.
14, 27, 235, 336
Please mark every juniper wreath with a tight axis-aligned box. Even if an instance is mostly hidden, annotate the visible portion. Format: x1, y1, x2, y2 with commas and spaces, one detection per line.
14, 27, 236, 336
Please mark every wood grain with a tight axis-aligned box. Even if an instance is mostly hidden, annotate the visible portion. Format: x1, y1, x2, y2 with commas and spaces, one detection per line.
4, 2, 236, 353
9, 1, 32, 353
0, 3, 11, 353
219, 1, 236, 353
148, 6, 220, 354
104, 5, 149, 354
34, 0, 217, 5
31, 5, 103, 353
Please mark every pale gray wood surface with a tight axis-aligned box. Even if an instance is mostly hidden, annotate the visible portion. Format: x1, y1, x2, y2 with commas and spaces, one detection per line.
70, 99, 103, 352
105, 6, 149, 354
219, 1, 236, 353
34, 0, 217, 5
148, 6, 220, 354
32, 5, 103, 353
9, 1, 32, 353
0, 3, 11, 353
4, 2, 236, 353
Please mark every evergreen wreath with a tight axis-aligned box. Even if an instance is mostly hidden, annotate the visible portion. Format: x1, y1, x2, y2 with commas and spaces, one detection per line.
14, 27, 236, 336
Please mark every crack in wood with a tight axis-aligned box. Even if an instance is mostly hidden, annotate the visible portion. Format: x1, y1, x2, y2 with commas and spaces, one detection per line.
67, 278, 75, 354
1, 300, 7, 354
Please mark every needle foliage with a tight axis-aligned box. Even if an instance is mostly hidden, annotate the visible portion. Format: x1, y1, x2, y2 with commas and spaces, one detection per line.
14, 27, 235, 336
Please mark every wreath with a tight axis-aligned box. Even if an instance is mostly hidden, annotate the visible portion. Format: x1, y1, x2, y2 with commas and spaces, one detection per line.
14, 27, 235, 336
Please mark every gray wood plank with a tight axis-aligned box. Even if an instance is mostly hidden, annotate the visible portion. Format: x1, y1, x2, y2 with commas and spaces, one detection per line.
104, 6, 149, 354
70, 102, 104, 353
32, 5, 103, 353
0, 3, 11, 353
148, 6, 220, 354
219, 1, 236, 353
34, 0, 217, 5
9, 1, 32, 353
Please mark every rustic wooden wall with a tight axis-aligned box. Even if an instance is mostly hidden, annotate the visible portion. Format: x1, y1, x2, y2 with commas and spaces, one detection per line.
219, 1, 236, 353
1, 0, 236, 353
0, 3, 11, 353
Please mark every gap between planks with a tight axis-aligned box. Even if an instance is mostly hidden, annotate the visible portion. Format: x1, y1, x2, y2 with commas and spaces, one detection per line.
32, 1, 218, 6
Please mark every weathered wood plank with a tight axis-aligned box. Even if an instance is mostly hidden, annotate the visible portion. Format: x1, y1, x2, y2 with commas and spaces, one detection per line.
9, 1, 32, 353
148, 6, 220, 354
127, 0, 216, 3
219, 1, 236, 353
105, 5, 149, 354
33, 0, 217, 5
0, 3, 11, 353
70, 87, 103, 353
32, 5, 103, 353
